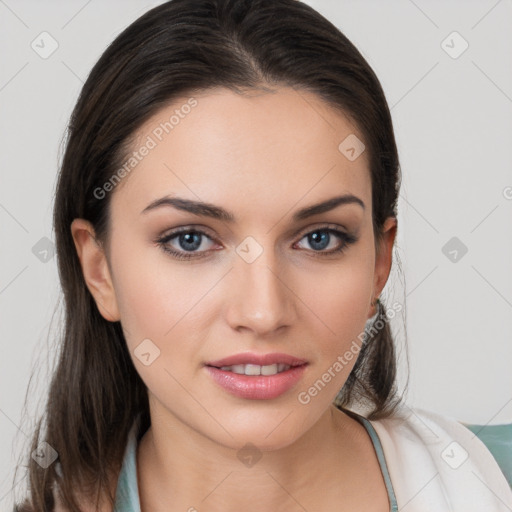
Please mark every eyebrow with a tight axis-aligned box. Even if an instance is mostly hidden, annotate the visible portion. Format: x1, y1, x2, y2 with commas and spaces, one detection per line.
141, 193, 365, 222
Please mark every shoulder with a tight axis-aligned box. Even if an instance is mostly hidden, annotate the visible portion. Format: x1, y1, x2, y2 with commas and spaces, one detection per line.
368, 405, 512, 511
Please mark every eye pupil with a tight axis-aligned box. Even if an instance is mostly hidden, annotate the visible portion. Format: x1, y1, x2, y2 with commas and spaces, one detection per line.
308, 230, 330, 250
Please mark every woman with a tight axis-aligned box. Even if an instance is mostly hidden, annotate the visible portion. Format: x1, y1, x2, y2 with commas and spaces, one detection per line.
13, 0, 512, 511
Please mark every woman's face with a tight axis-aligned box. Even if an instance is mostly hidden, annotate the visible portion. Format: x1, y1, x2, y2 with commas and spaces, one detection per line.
74, 85, 395, 450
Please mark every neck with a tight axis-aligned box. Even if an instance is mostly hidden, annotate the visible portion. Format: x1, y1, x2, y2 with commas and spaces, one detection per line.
136, 403, 365, 512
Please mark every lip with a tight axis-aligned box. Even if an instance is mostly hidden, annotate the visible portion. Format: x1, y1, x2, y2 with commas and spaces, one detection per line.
204, 364, 308, 400
205, 352, 308, 368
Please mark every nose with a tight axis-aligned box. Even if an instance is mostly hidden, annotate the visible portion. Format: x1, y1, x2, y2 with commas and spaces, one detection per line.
225, 247, 297, 336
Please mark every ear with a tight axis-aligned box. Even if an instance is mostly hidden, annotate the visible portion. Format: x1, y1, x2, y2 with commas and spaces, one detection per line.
370, 216, 397, 317
70, 218, 121, 322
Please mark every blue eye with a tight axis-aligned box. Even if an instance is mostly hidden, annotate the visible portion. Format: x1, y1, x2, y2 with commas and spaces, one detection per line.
156, 228, 217, 260
295, 228, 355, 253
156, 224, 358, 261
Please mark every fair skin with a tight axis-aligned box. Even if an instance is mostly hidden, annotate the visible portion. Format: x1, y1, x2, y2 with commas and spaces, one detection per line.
71, 86, 396, 511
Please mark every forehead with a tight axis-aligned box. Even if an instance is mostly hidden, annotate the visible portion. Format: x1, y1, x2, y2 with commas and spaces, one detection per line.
111, 86, 371, 220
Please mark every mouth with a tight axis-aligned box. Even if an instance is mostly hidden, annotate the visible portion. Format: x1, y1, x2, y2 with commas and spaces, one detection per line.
208, 363, 297, 376
203, 352, 309, 400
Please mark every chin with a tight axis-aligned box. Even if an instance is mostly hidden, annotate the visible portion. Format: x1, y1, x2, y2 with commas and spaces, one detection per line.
204, 403, 320, 452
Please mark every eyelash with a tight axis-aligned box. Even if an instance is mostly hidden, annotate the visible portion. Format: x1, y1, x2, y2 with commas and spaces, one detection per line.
155, 224, 359, 261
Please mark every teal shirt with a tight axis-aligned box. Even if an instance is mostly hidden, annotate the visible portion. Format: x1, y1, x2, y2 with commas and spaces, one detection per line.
113, 414, 142, 512
113, 411, 398, 512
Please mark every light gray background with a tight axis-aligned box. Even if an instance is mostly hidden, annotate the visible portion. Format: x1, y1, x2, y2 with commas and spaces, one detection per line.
1, 0, 511, 506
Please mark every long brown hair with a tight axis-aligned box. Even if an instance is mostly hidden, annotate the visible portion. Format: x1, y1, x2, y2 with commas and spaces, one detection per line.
13, 0, 405, 510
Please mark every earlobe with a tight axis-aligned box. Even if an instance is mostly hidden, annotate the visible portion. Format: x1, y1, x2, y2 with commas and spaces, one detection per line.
70, 218, 121, 322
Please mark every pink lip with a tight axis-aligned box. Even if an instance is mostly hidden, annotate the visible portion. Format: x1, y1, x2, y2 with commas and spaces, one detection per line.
204, 365, 308, 400
205, 351, 307, 368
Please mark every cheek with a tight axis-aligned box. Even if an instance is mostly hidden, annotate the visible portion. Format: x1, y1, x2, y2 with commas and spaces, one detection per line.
298, 255, 374, 343
292, 246, 375, 399
110, 235, 181, 331
110, 246, 217, 360
110, 252, 205, 404
111, 259, 169, 343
